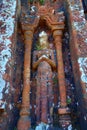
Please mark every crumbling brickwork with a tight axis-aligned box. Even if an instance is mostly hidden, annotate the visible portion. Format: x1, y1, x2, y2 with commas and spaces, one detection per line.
66, 0, 87, 129
0, 0, 87, 130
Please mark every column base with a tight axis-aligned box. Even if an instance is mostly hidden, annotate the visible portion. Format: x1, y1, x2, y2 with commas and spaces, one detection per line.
17, 116, 31, 130
58, 107, 70, 115
58, 107, 72, 129
59, 114, 72, 129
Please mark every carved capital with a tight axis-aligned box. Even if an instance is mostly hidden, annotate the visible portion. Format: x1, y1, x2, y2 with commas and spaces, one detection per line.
51, 25, 65, 31
53, 30, 63, 38
58, 107, 70, 115
24, 30, 33, 42
20, 107, 30, 116
53, 32, 62, 47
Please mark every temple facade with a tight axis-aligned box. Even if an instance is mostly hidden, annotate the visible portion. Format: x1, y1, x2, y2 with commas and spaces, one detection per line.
0, 0, 87, 130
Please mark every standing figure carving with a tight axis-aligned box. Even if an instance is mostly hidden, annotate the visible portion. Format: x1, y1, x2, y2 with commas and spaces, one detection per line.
33, 31, 56, 125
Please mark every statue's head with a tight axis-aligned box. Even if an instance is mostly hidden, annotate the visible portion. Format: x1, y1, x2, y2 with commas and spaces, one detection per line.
39, 31, 49, 49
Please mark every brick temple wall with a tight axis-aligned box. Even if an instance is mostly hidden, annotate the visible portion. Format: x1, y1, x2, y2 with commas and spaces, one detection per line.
65, 0, 87, 129
0, 0, 23, 130
0, 0, 87, 129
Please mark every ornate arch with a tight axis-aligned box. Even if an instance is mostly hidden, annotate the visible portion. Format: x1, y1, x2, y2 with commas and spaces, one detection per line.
17, 4, 70, 130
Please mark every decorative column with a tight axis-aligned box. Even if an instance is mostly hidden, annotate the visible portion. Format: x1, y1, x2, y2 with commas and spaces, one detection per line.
43, 7, 71, 126
17, 27, 34, 130
52, 28, 70, 127
53, 29, 67, 110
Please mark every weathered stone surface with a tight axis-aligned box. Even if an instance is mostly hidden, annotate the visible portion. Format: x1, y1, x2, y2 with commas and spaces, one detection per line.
17, 116, 31, 130
66, 0, 87, 129
0, 0, 18, 129
1, 0, 87, 130
36, 61, 53, 123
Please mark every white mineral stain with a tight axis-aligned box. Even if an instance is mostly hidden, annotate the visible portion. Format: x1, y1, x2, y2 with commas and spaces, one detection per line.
84, 116, 86, 120
78, 58, 87, 83
68, 124, 72, 130
0, 0, 16, 108
35, 122, 49, 130
9, 103, 13, 110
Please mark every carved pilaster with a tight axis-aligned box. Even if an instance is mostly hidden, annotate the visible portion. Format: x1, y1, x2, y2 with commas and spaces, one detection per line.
17, 29, 34, 130
17, 6, 40, 128
53, 32, 67, 108
21, 30, 33, 113
44, 11, 69, 113
44, 10, 71, 127
52, 26, 71, 129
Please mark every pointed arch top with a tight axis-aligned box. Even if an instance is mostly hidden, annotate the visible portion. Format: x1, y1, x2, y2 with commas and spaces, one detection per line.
20, 4, 65, 34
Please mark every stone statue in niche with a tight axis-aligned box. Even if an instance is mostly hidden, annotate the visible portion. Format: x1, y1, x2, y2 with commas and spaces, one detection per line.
39, 31, 49, 49
32, 31, 56, 126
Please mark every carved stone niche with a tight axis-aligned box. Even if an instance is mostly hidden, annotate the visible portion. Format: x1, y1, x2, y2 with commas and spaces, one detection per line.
17, 3, 70, 130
